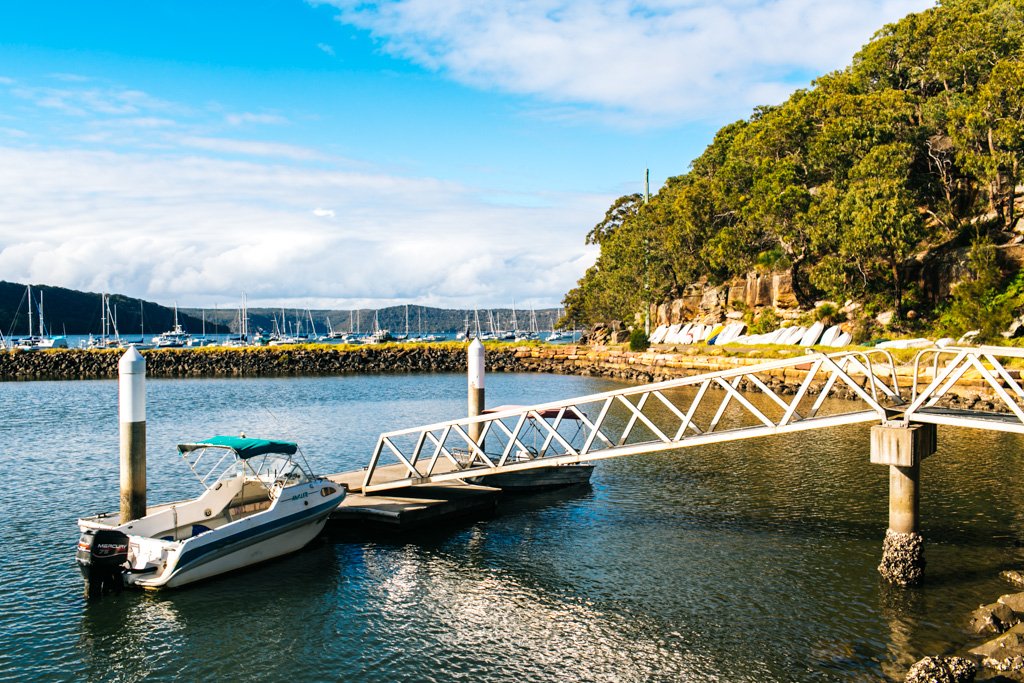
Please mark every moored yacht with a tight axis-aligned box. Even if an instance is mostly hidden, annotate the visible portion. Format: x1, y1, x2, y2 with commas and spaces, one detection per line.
76, 435, 346, 594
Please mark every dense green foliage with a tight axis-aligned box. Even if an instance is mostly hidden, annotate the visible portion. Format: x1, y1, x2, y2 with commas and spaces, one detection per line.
565, 0, 1024, 329
629, 328, 650, 351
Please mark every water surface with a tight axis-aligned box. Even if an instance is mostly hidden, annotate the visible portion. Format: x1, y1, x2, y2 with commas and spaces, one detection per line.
1, 372, 1022, 682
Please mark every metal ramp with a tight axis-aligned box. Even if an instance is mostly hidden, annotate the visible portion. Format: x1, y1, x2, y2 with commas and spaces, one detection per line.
361, 350, 904, 493
903, 345, 1024, 433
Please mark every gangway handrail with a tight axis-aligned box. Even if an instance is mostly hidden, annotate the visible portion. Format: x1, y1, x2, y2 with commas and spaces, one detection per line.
904, 344, 1024, 431
361, 349, 904, 493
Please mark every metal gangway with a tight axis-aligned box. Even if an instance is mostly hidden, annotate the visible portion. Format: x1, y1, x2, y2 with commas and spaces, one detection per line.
360, 344, 1024, 493
361, 349, 906, 493
903, 344, 1024, 432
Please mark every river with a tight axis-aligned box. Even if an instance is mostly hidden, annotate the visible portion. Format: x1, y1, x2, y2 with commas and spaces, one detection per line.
1, 372, 1021, 682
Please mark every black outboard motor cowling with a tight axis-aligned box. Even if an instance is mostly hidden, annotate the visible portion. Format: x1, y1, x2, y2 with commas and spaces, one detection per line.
77, 528, 129, 599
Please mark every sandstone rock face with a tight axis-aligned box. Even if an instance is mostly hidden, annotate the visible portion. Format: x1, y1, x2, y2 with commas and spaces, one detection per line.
772, 271, 799, 308
652, 269, 797, 325
727, 285, 746, 307
904, 656, 977, 683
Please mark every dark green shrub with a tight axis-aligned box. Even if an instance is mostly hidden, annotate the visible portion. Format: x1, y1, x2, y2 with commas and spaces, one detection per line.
629, 328, 650, 351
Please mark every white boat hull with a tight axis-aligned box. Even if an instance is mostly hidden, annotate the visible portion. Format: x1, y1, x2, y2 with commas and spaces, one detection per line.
155, 513, 330, 588
80, 479, 344, 591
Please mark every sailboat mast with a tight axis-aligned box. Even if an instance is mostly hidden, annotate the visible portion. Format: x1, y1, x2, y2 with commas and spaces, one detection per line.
26, 285, 32, 337
38, 290, 45, 337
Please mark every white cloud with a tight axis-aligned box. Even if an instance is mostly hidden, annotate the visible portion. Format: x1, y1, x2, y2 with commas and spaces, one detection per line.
225, 111, 289, 126
9, 84, 175, 117
315, 0, 934, 123
317, 42, 336, 56
0, 146, 605, 308
177, 136, 326, 161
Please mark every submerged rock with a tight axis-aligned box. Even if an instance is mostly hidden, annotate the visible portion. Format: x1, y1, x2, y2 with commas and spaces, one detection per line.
905, 656, 977, 682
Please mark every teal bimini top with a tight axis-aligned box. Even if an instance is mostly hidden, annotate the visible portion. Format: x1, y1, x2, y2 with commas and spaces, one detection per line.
178, 435, 299, 459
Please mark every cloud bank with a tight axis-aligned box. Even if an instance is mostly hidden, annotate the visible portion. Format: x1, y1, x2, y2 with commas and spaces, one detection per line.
317, 0, 933, 123
0, 145, 603, 308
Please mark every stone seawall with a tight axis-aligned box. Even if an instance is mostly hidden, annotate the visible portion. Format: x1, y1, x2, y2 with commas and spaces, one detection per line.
0, 344, 527, 381
0, 343, 1003, 408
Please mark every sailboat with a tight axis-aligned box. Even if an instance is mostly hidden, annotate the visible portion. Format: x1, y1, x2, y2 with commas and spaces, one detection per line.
81, 293, 124, 349
456, 311, 470, 341
363, 310, 393, 344
152, 303, 191, 348
15, 286, 68, 350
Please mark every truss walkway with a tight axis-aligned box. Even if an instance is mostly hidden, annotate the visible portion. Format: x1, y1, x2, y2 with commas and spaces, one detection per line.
359, 344, 1024, 493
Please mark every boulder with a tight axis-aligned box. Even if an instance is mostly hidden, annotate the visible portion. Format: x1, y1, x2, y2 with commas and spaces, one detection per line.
747, 272, 773, 307
904, 656, 977, 683
1001, 593, 1024, 615
670, 298, 686, 323
970, 622, 1024, 674
680, 295, 702, 318
877, 310, 896, 327
701, 286, 723, 312
1002, 570, 1024, 589
970, 602, 1019, 634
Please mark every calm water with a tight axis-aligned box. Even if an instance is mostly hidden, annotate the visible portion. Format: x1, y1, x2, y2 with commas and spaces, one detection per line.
2, 372, 1023, 682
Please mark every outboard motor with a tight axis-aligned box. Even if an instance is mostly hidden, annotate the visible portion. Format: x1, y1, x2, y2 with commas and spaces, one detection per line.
76, 528, 129, 599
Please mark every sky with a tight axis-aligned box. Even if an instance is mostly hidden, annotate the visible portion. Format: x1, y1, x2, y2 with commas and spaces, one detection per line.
0, 0, 933, 310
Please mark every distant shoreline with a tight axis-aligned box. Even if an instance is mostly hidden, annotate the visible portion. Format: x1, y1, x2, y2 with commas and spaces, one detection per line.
0, 343, 1004, 412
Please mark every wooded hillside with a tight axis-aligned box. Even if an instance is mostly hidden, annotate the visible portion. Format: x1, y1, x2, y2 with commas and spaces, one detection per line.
564, 0, 1024, 340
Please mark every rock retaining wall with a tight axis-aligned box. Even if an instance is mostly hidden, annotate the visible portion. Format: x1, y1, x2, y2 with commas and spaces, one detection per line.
0, 344, 1008, 407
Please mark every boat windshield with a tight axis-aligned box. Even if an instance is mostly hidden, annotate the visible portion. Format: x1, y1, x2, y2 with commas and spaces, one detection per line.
180, 443, 310, 489
216, 453, 310, 487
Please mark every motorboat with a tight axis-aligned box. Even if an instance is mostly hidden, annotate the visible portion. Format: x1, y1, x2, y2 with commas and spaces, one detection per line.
464, 405, 595, 491
151, 305, 191, 348
76, 435, 346, 595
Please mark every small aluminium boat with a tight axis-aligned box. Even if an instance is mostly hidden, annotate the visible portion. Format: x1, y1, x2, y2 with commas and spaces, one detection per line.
76, 436, 346, 596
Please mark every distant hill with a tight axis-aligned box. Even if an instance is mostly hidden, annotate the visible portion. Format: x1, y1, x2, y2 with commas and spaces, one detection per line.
182, 305, 563, 335
0, 281, 229, 337
0, 281, 562, 337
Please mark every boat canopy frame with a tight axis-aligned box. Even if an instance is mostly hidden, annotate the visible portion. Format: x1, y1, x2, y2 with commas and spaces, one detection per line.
177, 436, 304, 490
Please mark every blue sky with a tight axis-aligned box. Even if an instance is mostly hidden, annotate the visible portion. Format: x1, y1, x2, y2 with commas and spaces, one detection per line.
0, 0, 932, 309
